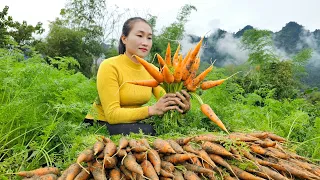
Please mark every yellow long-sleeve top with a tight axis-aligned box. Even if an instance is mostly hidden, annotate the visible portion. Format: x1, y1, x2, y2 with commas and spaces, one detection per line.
85, 54, 165, 124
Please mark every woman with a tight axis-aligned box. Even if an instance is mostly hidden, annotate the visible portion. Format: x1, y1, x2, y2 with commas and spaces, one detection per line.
84, 17, 191, 135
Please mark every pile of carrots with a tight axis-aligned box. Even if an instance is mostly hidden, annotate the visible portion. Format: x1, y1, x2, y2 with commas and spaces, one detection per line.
16, 132, 320, 180
127, 37, 239, 134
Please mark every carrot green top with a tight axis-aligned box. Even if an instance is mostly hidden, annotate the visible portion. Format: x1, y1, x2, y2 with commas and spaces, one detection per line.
85, 54, 165, 124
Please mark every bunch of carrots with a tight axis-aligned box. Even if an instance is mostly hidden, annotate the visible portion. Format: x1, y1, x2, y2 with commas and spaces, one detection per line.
127, 37, 240, 134
14, 132, 320, 180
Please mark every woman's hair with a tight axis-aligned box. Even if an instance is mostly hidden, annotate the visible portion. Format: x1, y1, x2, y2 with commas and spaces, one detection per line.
118, 17, 151, 54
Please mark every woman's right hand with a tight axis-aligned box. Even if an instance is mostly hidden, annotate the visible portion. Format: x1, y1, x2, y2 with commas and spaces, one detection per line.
148, 93, 183, 116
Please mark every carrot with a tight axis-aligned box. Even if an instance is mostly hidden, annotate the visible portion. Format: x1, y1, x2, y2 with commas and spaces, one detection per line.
230, 165, 265, 180
159, 177, 171, 180
109, 168, 121, 180
120, 165, 133, 180
153, 139, 175, 154
17, 167, 60, 178
156, 54, 166, 68
230, 147, 242, 161
223, 175, 237, 180
103, 141, 117, 157
175, 137, 192, 146
183, 162, 214, 174
161, 161, 175, 173
173, 169, 184, 180
165, 42, 171, 67
89, 161, 107, 180
127, 79, 159, 87
248, 132, 269, 139
289, 158, 320, 176
134, 55, 164, 83
163, 154, 196, 164
267, 133, 286, 142
117, 149, 128, 157
172, 44, 181, 68
228, 133, 260, 142
160, 169, 174, 178
39, 174, 58, 180
196, 150, 217, 169
147, 149, 161, 175
251, 165, 290, 180
113, 137, 129, 156
103, 156, 118, 169
209, 154, 235, 176
192, 134, 221, 143
129, 139, 148, 152
183, 170, 201, 180
184, 37, 204, 72
133, 152, 147, 163
189, 64, 213, 89
266, 147, 290, 159
141, 160, 159, 180
96, 152, 104, 159
201, 141, 233, 157
278, 160, 320, 180
167, 140, 184, 153
200, 71, 241, 90
93, 141, 105, 156
184, 57, 200, 87
255, 139, 276, 148
190, 157, 203, 167
200, 104, 229, 134
173, 55, 183, 82
183, 143, 199, 154
139, 138, 152, 149
74, 167, 90, 180
65, 163, 82, 180
181, 50, 192, 81
123, 154, 144, 176
162, 64, 174, 83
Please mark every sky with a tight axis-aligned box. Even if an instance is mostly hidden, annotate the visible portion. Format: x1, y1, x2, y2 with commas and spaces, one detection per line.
1, 0, 320, 37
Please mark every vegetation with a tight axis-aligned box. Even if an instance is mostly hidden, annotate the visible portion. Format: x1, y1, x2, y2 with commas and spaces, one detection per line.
0, 2, 319, 179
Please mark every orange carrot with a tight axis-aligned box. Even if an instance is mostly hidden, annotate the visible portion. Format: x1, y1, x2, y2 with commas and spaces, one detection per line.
123, 154, 144, 176
201, 141, 233, 157
250, 165, 290, 180
278, 160, 320, 180
192, 134, 221, 142
74, 167, 90, 180
184, 37, 204, 71
173, 169, 184, 180
172, 44, 181, 67
141, 160, 159, 180
103, 141, 117, 157
138, 138, 152, 149
89, 161, 107, 180
147, 149, 161, 175
116, 149, 127, 158
183, 144, 199, 154
173, 55, 183, 82
231, 165, 265, 180
184, 57, 200, 87
248, 132, 269, 139
167, 140, 184, 153
156, 54, 166, 68
153, 139, 176, 154
228, 133, 260, 142
93, 141, 105, 156
181, 50, 192, 81
65, 163, 82, 180
209, 154, 234, 175
109, 168, 121, 180
159, 177, 171, 180
175, 137, 192, 146
133, 152, 147, 163
266, 147, 290, 159
184, 170, 201, 180
191, 64, 213, 88
120, 165, 133, 180
127, 79, 159, 87
129, 139, 148, 152
200, 71, 241, 90
160, 169, 174, 178
161, 161, 175, 173
190, 157, 203, 167
103, 156, 118, 169
200, 104, 229, 133
267, 133, 286, 142
163, 153, 196, 164
223, 175, 237, 180
165, 42, 171, 66
162, 64, 174, 83
230, 147, 242, 161
183, 162, 214, 174
255, 139, 276, 148
197, 150, 217, 169
17, 167, 60, 178
38, 174, 58, 180
134, 55, 164, 83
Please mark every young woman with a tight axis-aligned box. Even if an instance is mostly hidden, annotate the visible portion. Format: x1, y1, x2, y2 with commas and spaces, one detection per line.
84, 17, 191, 135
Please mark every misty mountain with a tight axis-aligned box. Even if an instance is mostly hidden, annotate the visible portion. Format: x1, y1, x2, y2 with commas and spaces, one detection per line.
187, 21, 320, 88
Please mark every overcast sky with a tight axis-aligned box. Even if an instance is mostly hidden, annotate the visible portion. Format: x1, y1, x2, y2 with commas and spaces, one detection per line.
1, 0, 320, 37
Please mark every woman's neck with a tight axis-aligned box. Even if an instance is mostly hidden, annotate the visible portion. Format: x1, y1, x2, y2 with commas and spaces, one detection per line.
125, 51, 139, 64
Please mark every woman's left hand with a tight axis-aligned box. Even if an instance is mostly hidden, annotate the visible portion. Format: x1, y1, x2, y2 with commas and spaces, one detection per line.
175, 90, 191, 114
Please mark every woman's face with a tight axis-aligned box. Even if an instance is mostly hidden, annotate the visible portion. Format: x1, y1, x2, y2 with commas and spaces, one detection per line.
122, 21, 153, 58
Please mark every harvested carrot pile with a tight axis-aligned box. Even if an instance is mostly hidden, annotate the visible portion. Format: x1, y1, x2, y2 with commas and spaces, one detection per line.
16, 132, 320, 180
